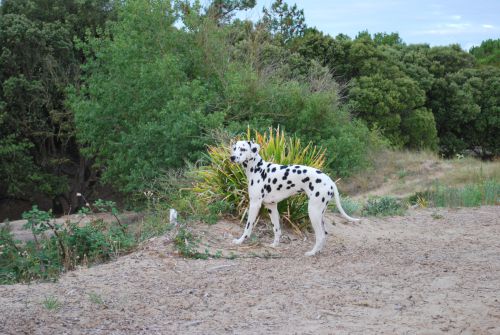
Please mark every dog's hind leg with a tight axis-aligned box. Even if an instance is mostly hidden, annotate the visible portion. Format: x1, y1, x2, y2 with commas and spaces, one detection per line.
304, 199, 327, 256
264, 202, 281, 247
233, 200, 262, 245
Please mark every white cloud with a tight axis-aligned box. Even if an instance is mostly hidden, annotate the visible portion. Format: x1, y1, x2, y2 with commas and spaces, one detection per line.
451, 15, 462, 20
482, 24, 494, 29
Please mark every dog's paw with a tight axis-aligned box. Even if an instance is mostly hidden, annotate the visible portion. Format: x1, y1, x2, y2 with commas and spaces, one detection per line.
304, 250, 317, 257
232, 238, 243, 245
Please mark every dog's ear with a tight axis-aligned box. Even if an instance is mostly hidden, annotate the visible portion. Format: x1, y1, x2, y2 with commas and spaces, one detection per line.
250, 142, 260, 154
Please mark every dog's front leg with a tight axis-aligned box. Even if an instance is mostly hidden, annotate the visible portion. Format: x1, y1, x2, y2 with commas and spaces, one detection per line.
232, 200, 262, 245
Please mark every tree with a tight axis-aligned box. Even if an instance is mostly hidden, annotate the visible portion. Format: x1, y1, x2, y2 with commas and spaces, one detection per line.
261, 0, 306, 43
0, 0, 116, 217
428, 67, 500, 157
470, 39, 500, 67
206, 0, 256, 24
69, 0, 225, 193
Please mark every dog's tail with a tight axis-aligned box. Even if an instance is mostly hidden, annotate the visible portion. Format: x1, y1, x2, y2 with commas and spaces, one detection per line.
331, 181, 360, 222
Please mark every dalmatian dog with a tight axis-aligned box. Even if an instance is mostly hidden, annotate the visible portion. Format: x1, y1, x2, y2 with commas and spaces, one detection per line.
230, 140, 360, 256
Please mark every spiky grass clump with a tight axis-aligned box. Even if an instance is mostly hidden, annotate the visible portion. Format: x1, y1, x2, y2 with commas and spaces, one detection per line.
192, 127, 326, 230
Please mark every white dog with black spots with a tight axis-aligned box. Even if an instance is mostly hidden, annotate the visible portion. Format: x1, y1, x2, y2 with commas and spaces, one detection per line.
230, 140, 360, 256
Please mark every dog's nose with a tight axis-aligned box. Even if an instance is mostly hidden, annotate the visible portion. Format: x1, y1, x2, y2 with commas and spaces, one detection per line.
230, 156, 236, 162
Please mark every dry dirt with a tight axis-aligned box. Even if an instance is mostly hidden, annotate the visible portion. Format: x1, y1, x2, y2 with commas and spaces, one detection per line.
1, 206, 499, 334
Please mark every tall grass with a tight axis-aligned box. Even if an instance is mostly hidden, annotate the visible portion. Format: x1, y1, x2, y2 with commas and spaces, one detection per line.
410, 180, 499, 207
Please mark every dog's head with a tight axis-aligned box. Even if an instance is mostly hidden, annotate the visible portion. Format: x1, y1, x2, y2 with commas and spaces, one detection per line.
230, 140, 260, 164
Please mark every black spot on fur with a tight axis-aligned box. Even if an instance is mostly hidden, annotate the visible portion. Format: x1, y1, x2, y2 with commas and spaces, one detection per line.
243, 162, 247, 168
267, 208, 272, 213
252, 147, 257, 153
316, 178, 322, 183
290, 184, 295, 187
316, 170, 322, 174
266, 185, 272, 192
272, 167, 277, 172
277, 184, 283, 190
297, 170, 302, 174
295, 165, 300, 169
287, 180, 292, 184
251, 179, 254, 186
315, 191, 320, 197
322, 197, 325, 202
268, 178, 271, 183
302, 177, 310, 183
302, 169, 307, 173
282, 175, 288, 181
272, 178, 277, 184
309, 183, 314, 191
250, 168, 253, 172
292, 169, 296, 173
280, 165, 288, 170
244, 235, 248, 239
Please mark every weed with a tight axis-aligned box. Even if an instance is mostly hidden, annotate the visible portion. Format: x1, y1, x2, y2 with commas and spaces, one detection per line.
88, 292, 104, 305
397, 169, 408, 179
42, 296, 61, 311
431, 212, 444, 220
173, 225, 208, 259
362, 196, 406, 217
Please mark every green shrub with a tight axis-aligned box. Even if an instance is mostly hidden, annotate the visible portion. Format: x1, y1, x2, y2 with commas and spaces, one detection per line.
362, 196, 406, 216
331, 197, 361, 216
1, 201, 138, 284
193, 127, 325, 229
401, 107, 439, 150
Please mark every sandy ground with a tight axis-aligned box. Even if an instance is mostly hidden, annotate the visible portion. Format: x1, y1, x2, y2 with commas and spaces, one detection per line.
1, 206, 499, 334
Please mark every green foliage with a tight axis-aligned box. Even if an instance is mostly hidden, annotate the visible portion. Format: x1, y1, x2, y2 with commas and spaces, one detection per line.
470, 39, 500, 67
193, 128, 325, 229
428, 67, 500, 157
362, 196, 406, 217
42, 296, 61, 311
401, 108, 438, 150
1, 201, 136, 284
409, 180, 499, 208
69, 0, 225, 194
331, 197, 361, 217
261, 0, 306, 43
0, 0, 116, 212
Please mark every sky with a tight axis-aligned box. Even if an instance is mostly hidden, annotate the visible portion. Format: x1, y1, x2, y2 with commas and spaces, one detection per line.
233, 0, 500, 50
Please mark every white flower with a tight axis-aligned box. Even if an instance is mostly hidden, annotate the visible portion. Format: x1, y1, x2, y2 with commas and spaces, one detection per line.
76, 193, 82, 197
